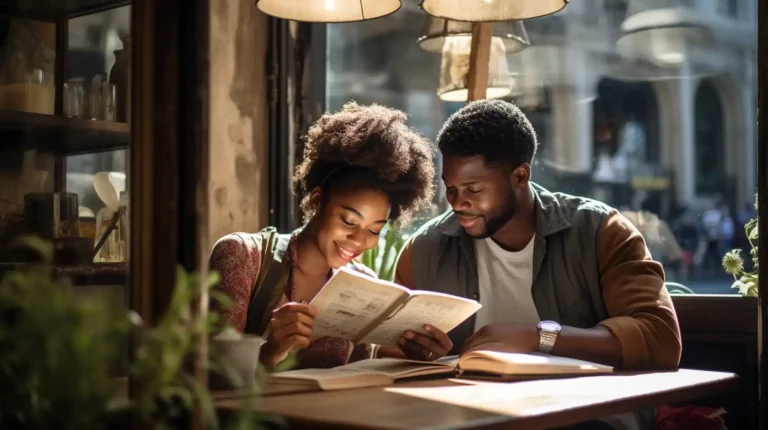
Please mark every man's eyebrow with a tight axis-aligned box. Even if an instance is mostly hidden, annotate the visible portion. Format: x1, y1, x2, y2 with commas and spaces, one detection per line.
441, 177, 480, 186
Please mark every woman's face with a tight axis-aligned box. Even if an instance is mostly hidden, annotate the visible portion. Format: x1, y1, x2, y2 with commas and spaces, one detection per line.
311, 187, 391, 269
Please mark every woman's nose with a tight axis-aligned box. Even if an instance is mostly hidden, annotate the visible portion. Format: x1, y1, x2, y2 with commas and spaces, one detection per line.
347, 229, 366, 246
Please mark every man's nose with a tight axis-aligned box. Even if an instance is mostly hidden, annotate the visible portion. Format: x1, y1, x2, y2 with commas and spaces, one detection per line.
449, 194, 471, 211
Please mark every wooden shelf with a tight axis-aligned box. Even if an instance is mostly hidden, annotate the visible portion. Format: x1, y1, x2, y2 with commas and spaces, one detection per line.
53, 262, 127, 277
0, 262, 127, 285
0, 110, 129, 155
0, 0, 131, 20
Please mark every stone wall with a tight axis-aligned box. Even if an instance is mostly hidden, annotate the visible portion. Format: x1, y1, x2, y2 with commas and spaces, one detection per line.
207, 0, 270, 248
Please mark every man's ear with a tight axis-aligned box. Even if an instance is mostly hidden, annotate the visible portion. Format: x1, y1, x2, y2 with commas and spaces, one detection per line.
509, 163, 531, 188
309, 187, 323, 212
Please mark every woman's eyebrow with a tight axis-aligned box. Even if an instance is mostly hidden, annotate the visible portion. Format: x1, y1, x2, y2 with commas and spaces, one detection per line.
340, 205, 363, 217
341, 206, 387, 224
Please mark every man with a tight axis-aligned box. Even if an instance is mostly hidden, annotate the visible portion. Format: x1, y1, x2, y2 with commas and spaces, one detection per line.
395, 99, 681, 372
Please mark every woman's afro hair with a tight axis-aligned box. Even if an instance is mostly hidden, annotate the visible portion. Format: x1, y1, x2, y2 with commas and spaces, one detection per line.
293, 102, 436, 225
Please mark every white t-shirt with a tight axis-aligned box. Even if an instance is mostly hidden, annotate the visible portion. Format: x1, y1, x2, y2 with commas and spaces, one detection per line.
473, 235, 540, 332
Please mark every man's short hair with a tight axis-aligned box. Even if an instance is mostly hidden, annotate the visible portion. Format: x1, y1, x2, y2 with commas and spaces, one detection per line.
437, 99, 538, 168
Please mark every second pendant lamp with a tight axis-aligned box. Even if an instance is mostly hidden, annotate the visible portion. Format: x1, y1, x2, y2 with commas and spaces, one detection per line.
615, 1, 712, 68
417, 17, 529, 102
256, 0, 401, 23
421, 0, 567, 22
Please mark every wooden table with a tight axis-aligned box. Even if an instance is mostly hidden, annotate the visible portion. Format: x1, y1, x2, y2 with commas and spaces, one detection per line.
216, 369, 738, 429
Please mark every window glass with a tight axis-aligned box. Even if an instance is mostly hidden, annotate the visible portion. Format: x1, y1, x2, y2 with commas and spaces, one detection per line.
326, 0, 758, 294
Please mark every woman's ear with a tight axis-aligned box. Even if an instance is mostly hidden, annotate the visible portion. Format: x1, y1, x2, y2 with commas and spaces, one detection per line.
309, 187, 323, 213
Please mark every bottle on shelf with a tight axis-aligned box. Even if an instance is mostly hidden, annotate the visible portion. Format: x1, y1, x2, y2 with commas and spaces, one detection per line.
109, 31, 131, 123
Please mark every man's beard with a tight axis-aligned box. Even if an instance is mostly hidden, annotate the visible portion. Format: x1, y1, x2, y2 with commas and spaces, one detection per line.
467, 190, 517, 239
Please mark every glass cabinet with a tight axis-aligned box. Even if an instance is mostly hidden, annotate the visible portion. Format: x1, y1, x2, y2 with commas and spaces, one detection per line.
0, 1, 132, 304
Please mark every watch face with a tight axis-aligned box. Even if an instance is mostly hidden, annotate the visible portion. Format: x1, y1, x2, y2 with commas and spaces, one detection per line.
539, 320, 561, 332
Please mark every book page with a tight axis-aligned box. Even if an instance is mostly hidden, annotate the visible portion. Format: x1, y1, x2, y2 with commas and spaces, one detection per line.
458, 351, 613, 376
270, 367, 371, 381
310, 268, 408, 342
360, 291, 481, 346
268, 367, 393, 392
340, 357, 457, 379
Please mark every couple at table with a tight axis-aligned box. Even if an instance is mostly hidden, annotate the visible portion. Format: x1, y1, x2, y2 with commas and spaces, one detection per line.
210, 100, 682, 427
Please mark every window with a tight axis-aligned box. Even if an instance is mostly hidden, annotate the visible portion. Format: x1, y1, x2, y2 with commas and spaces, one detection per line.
718, 0, 739, 18
694, 80, 726, 196
324, 0, 758, 294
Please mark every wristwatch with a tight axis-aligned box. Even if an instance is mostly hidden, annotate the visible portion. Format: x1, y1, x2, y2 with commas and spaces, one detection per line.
537, 320, 562, 354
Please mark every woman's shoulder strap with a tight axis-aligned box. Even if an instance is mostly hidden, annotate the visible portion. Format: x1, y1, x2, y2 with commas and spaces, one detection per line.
243, 228, 292, 334
252, 228, 278, 290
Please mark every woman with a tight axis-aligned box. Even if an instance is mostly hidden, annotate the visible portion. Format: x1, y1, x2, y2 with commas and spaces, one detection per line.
210, 102, 448, 369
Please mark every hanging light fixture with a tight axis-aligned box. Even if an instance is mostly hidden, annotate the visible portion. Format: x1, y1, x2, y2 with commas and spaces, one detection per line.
437, 36, 513, 102
256, 0, 401, 23
616, 4, 712, 67
421, 0, 567, 22
417, 16, 529, 54
605, 55, 715, 82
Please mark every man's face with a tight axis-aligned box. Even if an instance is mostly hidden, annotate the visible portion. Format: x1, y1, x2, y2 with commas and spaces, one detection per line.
441, 155, 519, 239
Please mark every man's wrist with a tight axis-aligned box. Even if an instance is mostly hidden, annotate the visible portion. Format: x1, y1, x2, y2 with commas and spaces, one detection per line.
510, 326, 539, 352
491, 325, 539, 352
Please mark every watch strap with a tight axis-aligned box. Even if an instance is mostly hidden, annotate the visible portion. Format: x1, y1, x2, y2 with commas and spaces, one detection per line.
538, 330, 558, 354
537, 320, 561, 354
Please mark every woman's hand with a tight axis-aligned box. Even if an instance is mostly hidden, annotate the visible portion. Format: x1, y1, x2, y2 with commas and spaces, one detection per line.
261, 302, 318, 366
397, 324, 453, 361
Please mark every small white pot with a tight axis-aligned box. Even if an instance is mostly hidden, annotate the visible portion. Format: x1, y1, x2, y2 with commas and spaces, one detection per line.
209, 335, 265, 390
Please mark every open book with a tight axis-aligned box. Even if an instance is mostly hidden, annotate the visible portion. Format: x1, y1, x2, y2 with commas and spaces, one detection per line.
456, 350, 613, 378
264, 357, 457, 394
309, 267, 481, 346
266, 351, 613, 394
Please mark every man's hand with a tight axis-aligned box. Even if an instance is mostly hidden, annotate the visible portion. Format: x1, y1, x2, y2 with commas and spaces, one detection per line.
262, 302, 318, 366
461, 323, 538, 354
398, 324, 453, 361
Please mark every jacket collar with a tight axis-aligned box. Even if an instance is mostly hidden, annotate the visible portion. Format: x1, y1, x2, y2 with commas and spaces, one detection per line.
438, 182, 572, 238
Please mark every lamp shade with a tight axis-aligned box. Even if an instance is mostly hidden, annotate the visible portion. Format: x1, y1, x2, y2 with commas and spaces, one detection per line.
256, 0, 401, 23
437, 36, 512, 102
421, 0, 567, 22
616, 7, 712, 67
605, 56, 715, 82
417, 17, 529, 54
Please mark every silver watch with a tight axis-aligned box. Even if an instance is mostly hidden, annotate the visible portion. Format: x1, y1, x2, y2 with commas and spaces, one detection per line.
537, 320, 562, 354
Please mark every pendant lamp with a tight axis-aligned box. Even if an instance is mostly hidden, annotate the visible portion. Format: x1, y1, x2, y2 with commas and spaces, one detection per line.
616, 4, 712, 67
256, 0, 401, 23
605, 56, 715, 82
437, 36, 513, 102
421, 0, 567, 22
417, 16, 529, 54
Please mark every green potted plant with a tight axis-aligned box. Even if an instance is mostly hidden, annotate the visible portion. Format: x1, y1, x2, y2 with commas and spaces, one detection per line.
130, 266, 227, 429
0, 237, 284, 429
0, 237, 132, 429
360, 224, 407, 281
722, 196, 759, 297
722, 195, 760, 371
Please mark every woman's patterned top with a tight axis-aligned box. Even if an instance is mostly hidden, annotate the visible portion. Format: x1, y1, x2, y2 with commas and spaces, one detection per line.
210, 231, 376, 369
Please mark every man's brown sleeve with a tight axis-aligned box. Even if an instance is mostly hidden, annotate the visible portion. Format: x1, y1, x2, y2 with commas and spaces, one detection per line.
596, 211, 682, 370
